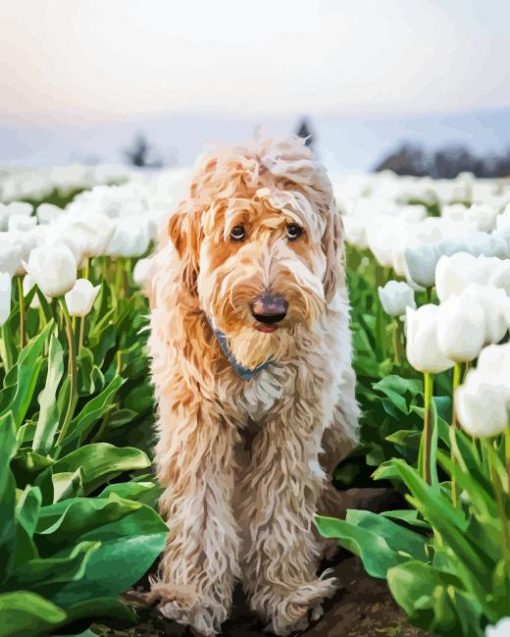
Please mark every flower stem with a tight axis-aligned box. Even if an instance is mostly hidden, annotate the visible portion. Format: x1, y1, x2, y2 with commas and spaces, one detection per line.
391, 319, 401, 366
421, 373, 434, 484
0, 326, 13, 371
56, 297, 78, 446
486, 439, 510, 563
451, 362, 463, 507
505, 426, 510, 494
16, 276, 26, 349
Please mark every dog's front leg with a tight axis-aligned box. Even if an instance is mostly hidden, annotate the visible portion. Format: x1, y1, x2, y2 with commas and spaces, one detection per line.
239, 413, 337, 636
150, 410, 240, 636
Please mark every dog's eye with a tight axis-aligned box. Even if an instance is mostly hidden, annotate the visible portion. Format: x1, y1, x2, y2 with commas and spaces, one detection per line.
286, 224, 303, 241
230, 225, 246, 241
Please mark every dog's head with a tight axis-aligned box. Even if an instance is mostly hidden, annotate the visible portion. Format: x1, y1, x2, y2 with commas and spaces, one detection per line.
168, 137, 344, 368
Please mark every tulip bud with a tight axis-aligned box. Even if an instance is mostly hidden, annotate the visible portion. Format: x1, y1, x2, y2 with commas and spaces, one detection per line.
37, 203, 64, 224
0, 234, 23, 277
456, 369, 510, 438
133, 257, 153, 288
437, 294, 485, 362
378, 280, 416, 317
106, 220, 151, 258
0, 272, 11, 326
406, 305, 454, 373
26, 244, 77, 298
485, 617, 510, 637
64, 278, 100, 317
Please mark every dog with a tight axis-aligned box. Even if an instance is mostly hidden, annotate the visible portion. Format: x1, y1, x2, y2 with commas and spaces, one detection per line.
147, 136, 359, 636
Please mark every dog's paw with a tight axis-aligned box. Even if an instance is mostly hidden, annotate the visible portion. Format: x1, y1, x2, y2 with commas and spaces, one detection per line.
147, 582, 220, 635
259, 575, 337, 636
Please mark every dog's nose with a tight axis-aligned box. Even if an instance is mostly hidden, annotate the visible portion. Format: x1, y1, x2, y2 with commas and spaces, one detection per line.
250, 294, 288, 324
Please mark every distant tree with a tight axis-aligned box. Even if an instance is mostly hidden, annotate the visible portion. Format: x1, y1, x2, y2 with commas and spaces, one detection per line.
295, 117, 315, 149
124, 133, 163, 168
374, 142, 510, 178
373, 143, 429, 177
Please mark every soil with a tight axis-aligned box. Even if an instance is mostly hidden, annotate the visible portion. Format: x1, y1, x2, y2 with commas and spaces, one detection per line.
92, 488, 432, 637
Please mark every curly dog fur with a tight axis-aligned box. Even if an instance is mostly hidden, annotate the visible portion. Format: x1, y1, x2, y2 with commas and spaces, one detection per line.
147, 136, 359, 635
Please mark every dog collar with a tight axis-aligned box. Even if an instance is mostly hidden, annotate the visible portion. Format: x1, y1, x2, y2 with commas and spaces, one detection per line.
207, 317, 273, 381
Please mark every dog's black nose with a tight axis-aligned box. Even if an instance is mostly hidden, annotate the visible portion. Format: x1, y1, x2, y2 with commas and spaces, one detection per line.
250, 294, 288, 324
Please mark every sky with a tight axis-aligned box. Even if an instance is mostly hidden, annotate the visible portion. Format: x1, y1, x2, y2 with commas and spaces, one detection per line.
1, 0, 510, 167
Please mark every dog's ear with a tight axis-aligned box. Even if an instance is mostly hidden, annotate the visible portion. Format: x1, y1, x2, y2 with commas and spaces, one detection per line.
168, 207, 202, 295
322, 207, 344, 302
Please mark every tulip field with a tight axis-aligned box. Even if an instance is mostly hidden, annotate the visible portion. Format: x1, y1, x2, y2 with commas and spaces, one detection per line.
1, 164, 510, 637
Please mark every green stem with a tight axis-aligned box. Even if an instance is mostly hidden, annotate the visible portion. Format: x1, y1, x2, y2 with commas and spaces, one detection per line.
420, 373, 434, 484
486, 439, 510, 563
79, 316, 86, 350
451, 362, 463, 507
505, 426, 510, 494
391, 320, 401, 366
0, 325, 13, 371
56, 298, 78, 446
16, 276, 26, 349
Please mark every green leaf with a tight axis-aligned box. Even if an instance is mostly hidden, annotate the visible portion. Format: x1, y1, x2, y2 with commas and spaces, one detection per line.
52, 469, 85, 503
0, 322, 54, 427
32, 332, 64, 454
35, 495, 167, 606
50, 443, 150, 494
387, 561, 485, 637
100, 481, 161, 508
15, 486, 42, 538
61, 376, 125, 450
0, 413, 18, 583
6, 541, 100, 596
315, 511, 425, 579
0, 590, 66, 637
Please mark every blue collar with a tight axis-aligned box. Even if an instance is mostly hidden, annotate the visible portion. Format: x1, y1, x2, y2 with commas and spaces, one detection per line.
208, 318, 273, 381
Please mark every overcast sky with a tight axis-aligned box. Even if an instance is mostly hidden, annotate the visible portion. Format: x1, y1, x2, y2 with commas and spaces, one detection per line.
2, 0, 510, 125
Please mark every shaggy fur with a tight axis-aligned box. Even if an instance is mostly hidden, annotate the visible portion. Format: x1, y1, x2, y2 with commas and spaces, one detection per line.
147, 137, 359, 636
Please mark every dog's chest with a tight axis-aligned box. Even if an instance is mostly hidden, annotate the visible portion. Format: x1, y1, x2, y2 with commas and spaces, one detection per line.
230, 366, 286, 422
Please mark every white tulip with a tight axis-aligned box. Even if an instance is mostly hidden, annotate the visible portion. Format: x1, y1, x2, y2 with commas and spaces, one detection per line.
436, 253, 510, 301
437, 294, 485, 362
133, 257, 153, 288
456, 369, 510, 438
106, 220, 151, 258
486, 618, 510, 637
65, 213, 116, 257
343, 217, 368, 249
7, 214, 37, 232
366, 216, 397, 268
0, 234, 23, 277
378, 280, 416, 317
406, 305, 454, 374
0, 272, 11, 326
26, 244, 77, 298
460, 284, 510, 346
64, 278, 100, 317
37, 203, 64, 224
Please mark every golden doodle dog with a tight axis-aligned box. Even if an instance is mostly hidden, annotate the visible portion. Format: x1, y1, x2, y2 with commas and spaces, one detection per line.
147, 136, 359, 636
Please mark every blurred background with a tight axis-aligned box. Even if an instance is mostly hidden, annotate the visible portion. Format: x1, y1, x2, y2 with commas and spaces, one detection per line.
2, 0, 510, 177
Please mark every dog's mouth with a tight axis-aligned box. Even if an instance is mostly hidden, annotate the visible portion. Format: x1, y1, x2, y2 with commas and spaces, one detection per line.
255, 323, 279, 333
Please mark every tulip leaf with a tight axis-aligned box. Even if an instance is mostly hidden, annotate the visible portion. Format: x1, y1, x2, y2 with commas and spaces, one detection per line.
1, 322, 54, 427
35, 495, 167, 606
50, 443, 150, 494
0, 412, 18, 583
32, 332, 64, 454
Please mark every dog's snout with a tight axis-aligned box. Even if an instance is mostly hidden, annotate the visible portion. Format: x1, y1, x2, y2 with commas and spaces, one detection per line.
250, 294, 288, 324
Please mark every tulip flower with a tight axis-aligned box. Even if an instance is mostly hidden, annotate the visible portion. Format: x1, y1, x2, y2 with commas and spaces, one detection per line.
486, 617, 510, 637
0, 272, 11, 327
436, 253, 510, 301
133, 257, 153, 288
37, 203, 64, 224
26, 244, 77, 298
406, 305, 454, 374
0, 235, 23, 277
437, 294, 485, 363
64, 279, 100, 317
378, 280, 416, 317
106, 219, 151, 258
